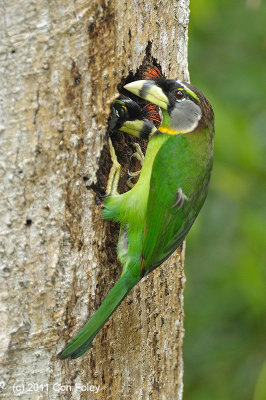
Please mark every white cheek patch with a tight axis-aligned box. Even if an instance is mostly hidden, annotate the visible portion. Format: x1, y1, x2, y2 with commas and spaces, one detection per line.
171, 99, 202, 133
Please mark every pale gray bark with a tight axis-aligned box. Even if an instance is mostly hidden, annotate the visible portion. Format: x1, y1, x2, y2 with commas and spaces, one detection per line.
0, 1, 189, 399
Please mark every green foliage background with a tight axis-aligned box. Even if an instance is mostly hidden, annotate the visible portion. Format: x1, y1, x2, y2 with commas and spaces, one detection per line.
184, 1, 266, 399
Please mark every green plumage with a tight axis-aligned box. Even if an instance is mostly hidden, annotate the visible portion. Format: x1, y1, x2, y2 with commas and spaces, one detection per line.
103, 133, 168, 273
142, 128, 213, 272
60, 75, 214, 359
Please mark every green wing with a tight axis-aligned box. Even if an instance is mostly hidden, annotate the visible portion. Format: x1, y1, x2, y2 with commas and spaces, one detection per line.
142, 134, 212, 273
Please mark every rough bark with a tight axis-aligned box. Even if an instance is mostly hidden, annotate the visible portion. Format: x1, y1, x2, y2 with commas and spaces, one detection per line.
0, 1, 189, 399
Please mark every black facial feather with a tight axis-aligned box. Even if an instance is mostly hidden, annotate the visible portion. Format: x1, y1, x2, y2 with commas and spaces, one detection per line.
154, 79, 187, 113
109, 97, 144, 131
154, 78, 214, 131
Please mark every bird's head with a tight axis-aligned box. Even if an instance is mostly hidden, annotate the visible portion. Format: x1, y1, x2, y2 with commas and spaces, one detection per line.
124, 79, 214, 135
109, 97, 157, 139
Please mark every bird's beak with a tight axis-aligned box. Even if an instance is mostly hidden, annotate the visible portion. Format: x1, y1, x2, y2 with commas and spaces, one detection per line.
124, 80, 169, 110
119, 119, 157, 139
119, 119, 146, 136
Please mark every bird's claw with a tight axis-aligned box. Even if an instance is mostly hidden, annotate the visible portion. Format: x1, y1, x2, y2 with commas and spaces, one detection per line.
130, 143, 145, 165
126, 169, 142, 188
126, 143, 145, 188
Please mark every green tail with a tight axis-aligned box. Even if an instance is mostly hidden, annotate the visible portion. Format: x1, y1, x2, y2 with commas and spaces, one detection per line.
60, 268, 140, 359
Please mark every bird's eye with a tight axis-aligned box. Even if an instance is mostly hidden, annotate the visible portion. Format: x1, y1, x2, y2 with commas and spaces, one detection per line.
174, 89, 185, 101
119, 105, 127, 117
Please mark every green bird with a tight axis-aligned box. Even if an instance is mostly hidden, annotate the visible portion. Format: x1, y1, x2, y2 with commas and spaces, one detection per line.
60, 72, 214, 359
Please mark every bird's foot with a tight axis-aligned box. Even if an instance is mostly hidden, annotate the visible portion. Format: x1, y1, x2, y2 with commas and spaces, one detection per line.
106, 138, 121, 196
126, 143, 145, 188
130, 143, 145, 164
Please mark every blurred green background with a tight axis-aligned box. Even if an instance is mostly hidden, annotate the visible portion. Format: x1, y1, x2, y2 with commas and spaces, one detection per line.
184, 1, 266, 399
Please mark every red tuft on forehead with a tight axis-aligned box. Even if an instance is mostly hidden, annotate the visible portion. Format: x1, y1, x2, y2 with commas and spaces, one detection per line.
144, 66, 164, 80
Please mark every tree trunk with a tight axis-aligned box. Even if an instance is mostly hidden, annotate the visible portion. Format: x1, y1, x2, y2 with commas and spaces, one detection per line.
0, 1, 189, 399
